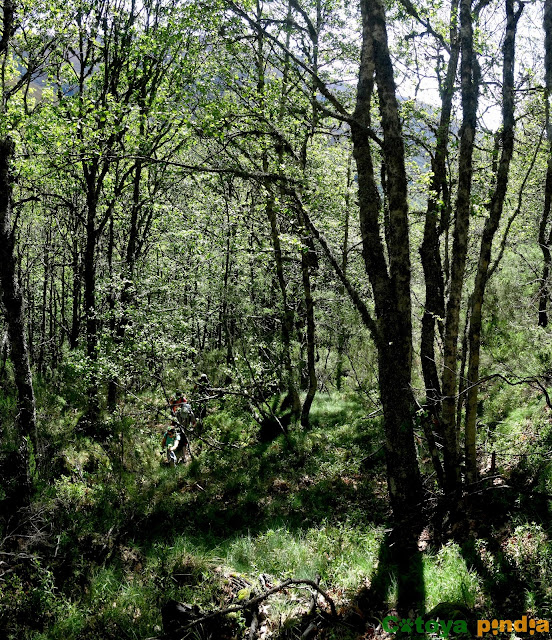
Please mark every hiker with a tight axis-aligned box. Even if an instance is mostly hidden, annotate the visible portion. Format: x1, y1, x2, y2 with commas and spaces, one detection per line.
169, 390, 197, 430
174, 401, 197, 434
170, 395, 197, 460
161, 426, 181, 466
194, 373, 210, 395
193, 373, 210, 424
169, 390, 187, 416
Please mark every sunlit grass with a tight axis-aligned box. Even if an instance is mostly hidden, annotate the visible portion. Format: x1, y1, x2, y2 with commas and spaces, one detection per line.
32, 602, 86, 640
222, 524, 383, 589
423, 544, 481, 611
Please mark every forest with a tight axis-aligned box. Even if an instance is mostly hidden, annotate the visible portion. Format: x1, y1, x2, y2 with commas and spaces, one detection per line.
1, 0, 552, 637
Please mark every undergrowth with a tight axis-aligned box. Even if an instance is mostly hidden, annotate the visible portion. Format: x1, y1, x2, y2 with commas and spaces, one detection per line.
2, 388, 552, 639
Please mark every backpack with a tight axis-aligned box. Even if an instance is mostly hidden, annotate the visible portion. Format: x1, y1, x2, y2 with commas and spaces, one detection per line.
177, 403, 194, 427
174, 427, 186, 452
173, 403, 194, 445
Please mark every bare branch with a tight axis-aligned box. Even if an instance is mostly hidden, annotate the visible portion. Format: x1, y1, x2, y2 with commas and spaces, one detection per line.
395, 0, 451, 53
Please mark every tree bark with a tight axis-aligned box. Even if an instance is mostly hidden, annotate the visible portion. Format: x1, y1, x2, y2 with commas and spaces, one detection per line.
0, 136, 37, 499
538, 0, 552, 328
298, 0, 320, 427
0, 6, 36, 471
82, 167, 100, 427
336, 157, 351, 391
300, 233, 317, 428
256, 1, 300, 416
440, 0, 479, 495
38, 222, 51, 373
265, 195, 300, 413
420, 0, 459, 412
69, 230, 81, 349
351, 0, 422, 519
464, 0, 522, 485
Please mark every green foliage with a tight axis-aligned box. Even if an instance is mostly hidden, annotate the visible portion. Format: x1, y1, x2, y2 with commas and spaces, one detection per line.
0, 557, 59, 639
6, 375, 552, 638
0, 391, 387, 638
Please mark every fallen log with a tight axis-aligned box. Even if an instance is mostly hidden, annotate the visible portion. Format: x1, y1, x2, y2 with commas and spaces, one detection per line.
159, 577, 338, 639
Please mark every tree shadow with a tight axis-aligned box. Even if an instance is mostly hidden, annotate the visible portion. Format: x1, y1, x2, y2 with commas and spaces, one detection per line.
353, 519, 426, 624
445, 421, 552, 624
456, 481, 552, 622
129, 416, 390, 543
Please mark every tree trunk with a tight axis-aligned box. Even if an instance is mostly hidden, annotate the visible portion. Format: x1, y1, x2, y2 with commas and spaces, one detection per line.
265, 195, 300, 413
440, 0, 479, 495
420, 0, 459, 412
221, 193, 236, 366
0, 136, 37, 500
336, 158, 351, 391
83, 169, 100, 427
256, 2, 300, 416
107, 213, 117, 410
464, 0, 521, 485
69, 234, 81, 349
298, 1, 320, 426
300, 234, 317, 428
38, 223, 51, 374
539, 0, 552, 328
352, 0, 423, 519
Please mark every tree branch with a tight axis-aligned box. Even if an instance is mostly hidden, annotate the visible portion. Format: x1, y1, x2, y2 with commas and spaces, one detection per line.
228, 0, 383, 146
166, 578, 337, 637
395, 0, 451, 53
286, 187, 381, 344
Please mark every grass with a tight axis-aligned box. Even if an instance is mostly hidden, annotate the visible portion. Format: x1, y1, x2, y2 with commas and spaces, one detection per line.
14, 392, 391, 638
222, 524, 383, 586
422, 544, 481, 611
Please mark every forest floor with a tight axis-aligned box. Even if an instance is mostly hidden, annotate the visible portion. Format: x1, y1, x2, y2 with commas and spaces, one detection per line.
2, 389, 552, 639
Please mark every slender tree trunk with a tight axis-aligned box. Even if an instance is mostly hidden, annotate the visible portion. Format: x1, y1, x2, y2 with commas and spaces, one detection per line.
539, 0, 552, 327
440, 0, 479, 495
336, 158, 351, 391
69, 238, 81, 349
538, 172, 552, 328
108, 156, 143, 407
265, 196, 300, 413
256, 1, 300, 415
83, 170, 100, 427
456, 299, 470, 435
50, 261, 58, 369
221, 194, 236, 366
26, 256, 34, 364
300, 234, 317, 427
297, 0, 321, 427
38, 224, 51, 373
0, 136, 37, 499
107, 214, 117, 410
417, 4, 460, 491
420, 0, 459, 411
464, 0, 521, 484
351, 0, 422, 520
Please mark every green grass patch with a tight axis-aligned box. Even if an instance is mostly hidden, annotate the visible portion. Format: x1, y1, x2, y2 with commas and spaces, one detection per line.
222, 524, 383, 589
423, 544, 481, 611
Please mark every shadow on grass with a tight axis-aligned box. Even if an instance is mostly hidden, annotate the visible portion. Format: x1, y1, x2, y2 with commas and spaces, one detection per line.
447, 419, 552, 622
126, 410, 437, 637
455, 484, 552, 621
352, 519, 426, 623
